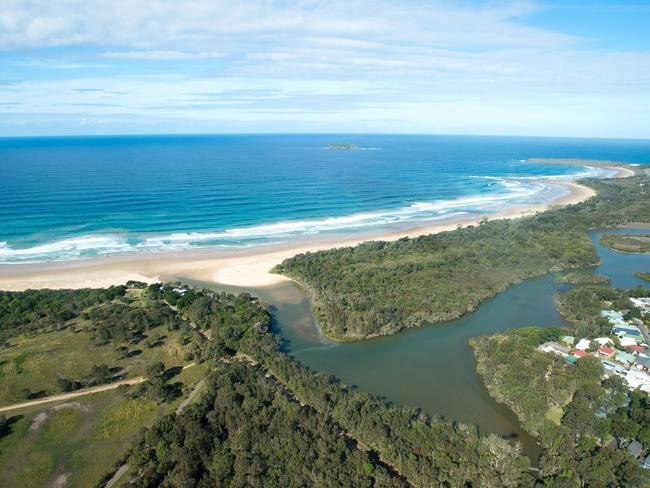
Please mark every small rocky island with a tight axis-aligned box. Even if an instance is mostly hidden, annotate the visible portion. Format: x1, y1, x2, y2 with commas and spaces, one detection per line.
327, 143, 360, 150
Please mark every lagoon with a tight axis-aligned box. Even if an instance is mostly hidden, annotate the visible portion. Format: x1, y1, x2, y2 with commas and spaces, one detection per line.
196, 228, 649, 462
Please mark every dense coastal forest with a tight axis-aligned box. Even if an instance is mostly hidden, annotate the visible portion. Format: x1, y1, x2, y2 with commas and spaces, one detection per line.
131, 284, 533, 487
275, 170, 650, 340
0, 283, 534, 487
3, 281, 644, 486
131, 361, 408, 487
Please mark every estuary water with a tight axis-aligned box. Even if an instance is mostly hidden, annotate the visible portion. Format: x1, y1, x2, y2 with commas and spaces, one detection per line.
2, 134, 649, 263
202, 229, 649, 462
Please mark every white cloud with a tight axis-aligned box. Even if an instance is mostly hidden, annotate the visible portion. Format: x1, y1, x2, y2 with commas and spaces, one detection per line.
0, 0, 571, 52
101, 50, 226, 60
0, 0, 649, 137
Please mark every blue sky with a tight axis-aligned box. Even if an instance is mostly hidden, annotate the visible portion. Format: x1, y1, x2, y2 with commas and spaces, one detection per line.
1, 0, 649, 138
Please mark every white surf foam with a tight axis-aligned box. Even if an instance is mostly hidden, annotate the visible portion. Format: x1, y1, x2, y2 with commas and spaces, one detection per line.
0, 173, 576, 263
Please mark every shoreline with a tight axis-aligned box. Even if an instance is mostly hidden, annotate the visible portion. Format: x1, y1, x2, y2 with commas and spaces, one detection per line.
526, 158, 636, 178
0, 179, 599, 291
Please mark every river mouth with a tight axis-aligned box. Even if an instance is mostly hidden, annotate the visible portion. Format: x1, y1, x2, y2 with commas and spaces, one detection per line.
181, 228, 650, 465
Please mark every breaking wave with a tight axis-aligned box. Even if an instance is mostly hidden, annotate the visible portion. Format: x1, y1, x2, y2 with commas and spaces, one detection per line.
0, 169, 599, 264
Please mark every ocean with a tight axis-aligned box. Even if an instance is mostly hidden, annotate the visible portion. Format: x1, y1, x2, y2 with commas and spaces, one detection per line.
1, 134, 649, 264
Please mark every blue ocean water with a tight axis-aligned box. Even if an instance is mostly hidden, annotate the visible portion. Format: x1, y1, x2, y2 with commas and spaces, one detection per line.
1, 134, 648, 263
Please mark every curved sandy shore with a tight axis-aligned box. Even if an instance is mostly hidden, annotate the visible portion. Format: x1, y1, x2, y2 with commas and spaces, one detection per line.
0, 179, 600, 291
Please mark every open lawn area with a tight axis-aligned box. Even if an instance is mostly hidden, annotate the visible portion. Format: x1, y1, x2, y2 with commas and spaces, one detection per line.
0, 322, 195, 406
0, 390, 159, 488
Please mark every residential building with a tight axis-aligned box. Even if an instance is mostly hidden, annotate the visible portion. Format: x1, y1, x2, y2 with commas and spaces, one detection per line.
613, 326, 642, 338
575, 338, 592, 351
625, 344, 645, 354
597, 347, 616, 358
561, 335, 575, 346
635, 356, 650, 372
626, 369, 650, 393
602, 360, 627, 376
627, 440, 643, 459
601, 310, 625, 322
538, 342, 569, 357
620, 336, 640, 347
595, 337, 613, 346
616, 350, 636, 365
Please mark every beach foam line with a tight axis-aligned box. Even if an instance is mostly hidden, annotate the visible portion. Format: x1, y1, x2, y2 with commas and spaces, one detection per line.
0, 175, 567, 264
0, 180, 598, 291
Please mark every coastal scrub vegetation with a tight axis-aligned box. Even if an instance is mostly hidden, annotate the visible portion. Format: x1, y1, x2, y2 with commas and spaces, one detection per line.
131, 361, 408, 487
0, 284, 204, 405
0, 286, 127, 344
554, 270, 611, 285
600, 233, 650, 254
637, 272, 650, 283
275, 173, 650, 340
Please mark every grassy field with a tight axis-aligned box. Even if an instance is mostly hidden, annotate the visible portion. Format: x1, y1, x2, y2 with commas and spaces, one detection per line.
0, 288, 210, 486
0, 389, 159, 487
0, 360, 210, 488
0, 321, 194, 406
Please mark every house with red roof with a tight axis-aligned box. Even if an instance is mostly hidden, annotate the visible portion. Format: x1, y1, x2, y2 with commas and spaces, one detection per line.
625, 344, 644, 354
571, 350, 587, 358
597, 347, 616, 358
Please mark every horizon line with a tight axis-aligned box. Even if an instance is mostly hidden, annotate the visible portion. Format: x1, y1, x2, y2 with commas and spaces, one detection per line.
1, 132, 649, 143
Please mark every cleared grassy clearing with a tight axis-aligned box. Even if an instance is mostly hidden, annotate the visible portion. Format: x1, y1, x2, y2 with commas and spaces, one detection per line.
0, 322, 194, 406
0, 358, 208, 488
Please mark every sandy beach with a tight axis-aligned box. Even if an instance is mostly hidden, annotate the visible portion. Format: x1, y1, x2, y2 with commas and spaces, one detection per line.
0, 178, 604, 292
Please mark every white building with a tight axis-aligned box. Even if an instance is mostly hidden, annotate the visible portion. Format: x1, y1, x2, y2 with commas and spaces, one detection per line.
575, 338, 592, 351
594, 337, 613, 346
626, 369, 650, 393
538, 342, 569, 357
620, 336, 639, 347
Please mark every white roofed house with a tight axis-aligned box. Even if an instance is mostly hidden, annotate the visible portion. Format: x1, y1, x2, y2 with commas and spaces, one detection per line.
594, 337, 613, 346
620, 336, 639, 348
630, 297, 650, 314
575, 338, 592, 351
601, 310, 625, 322
537, 342, 570, 357
626, 369, 650, 393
